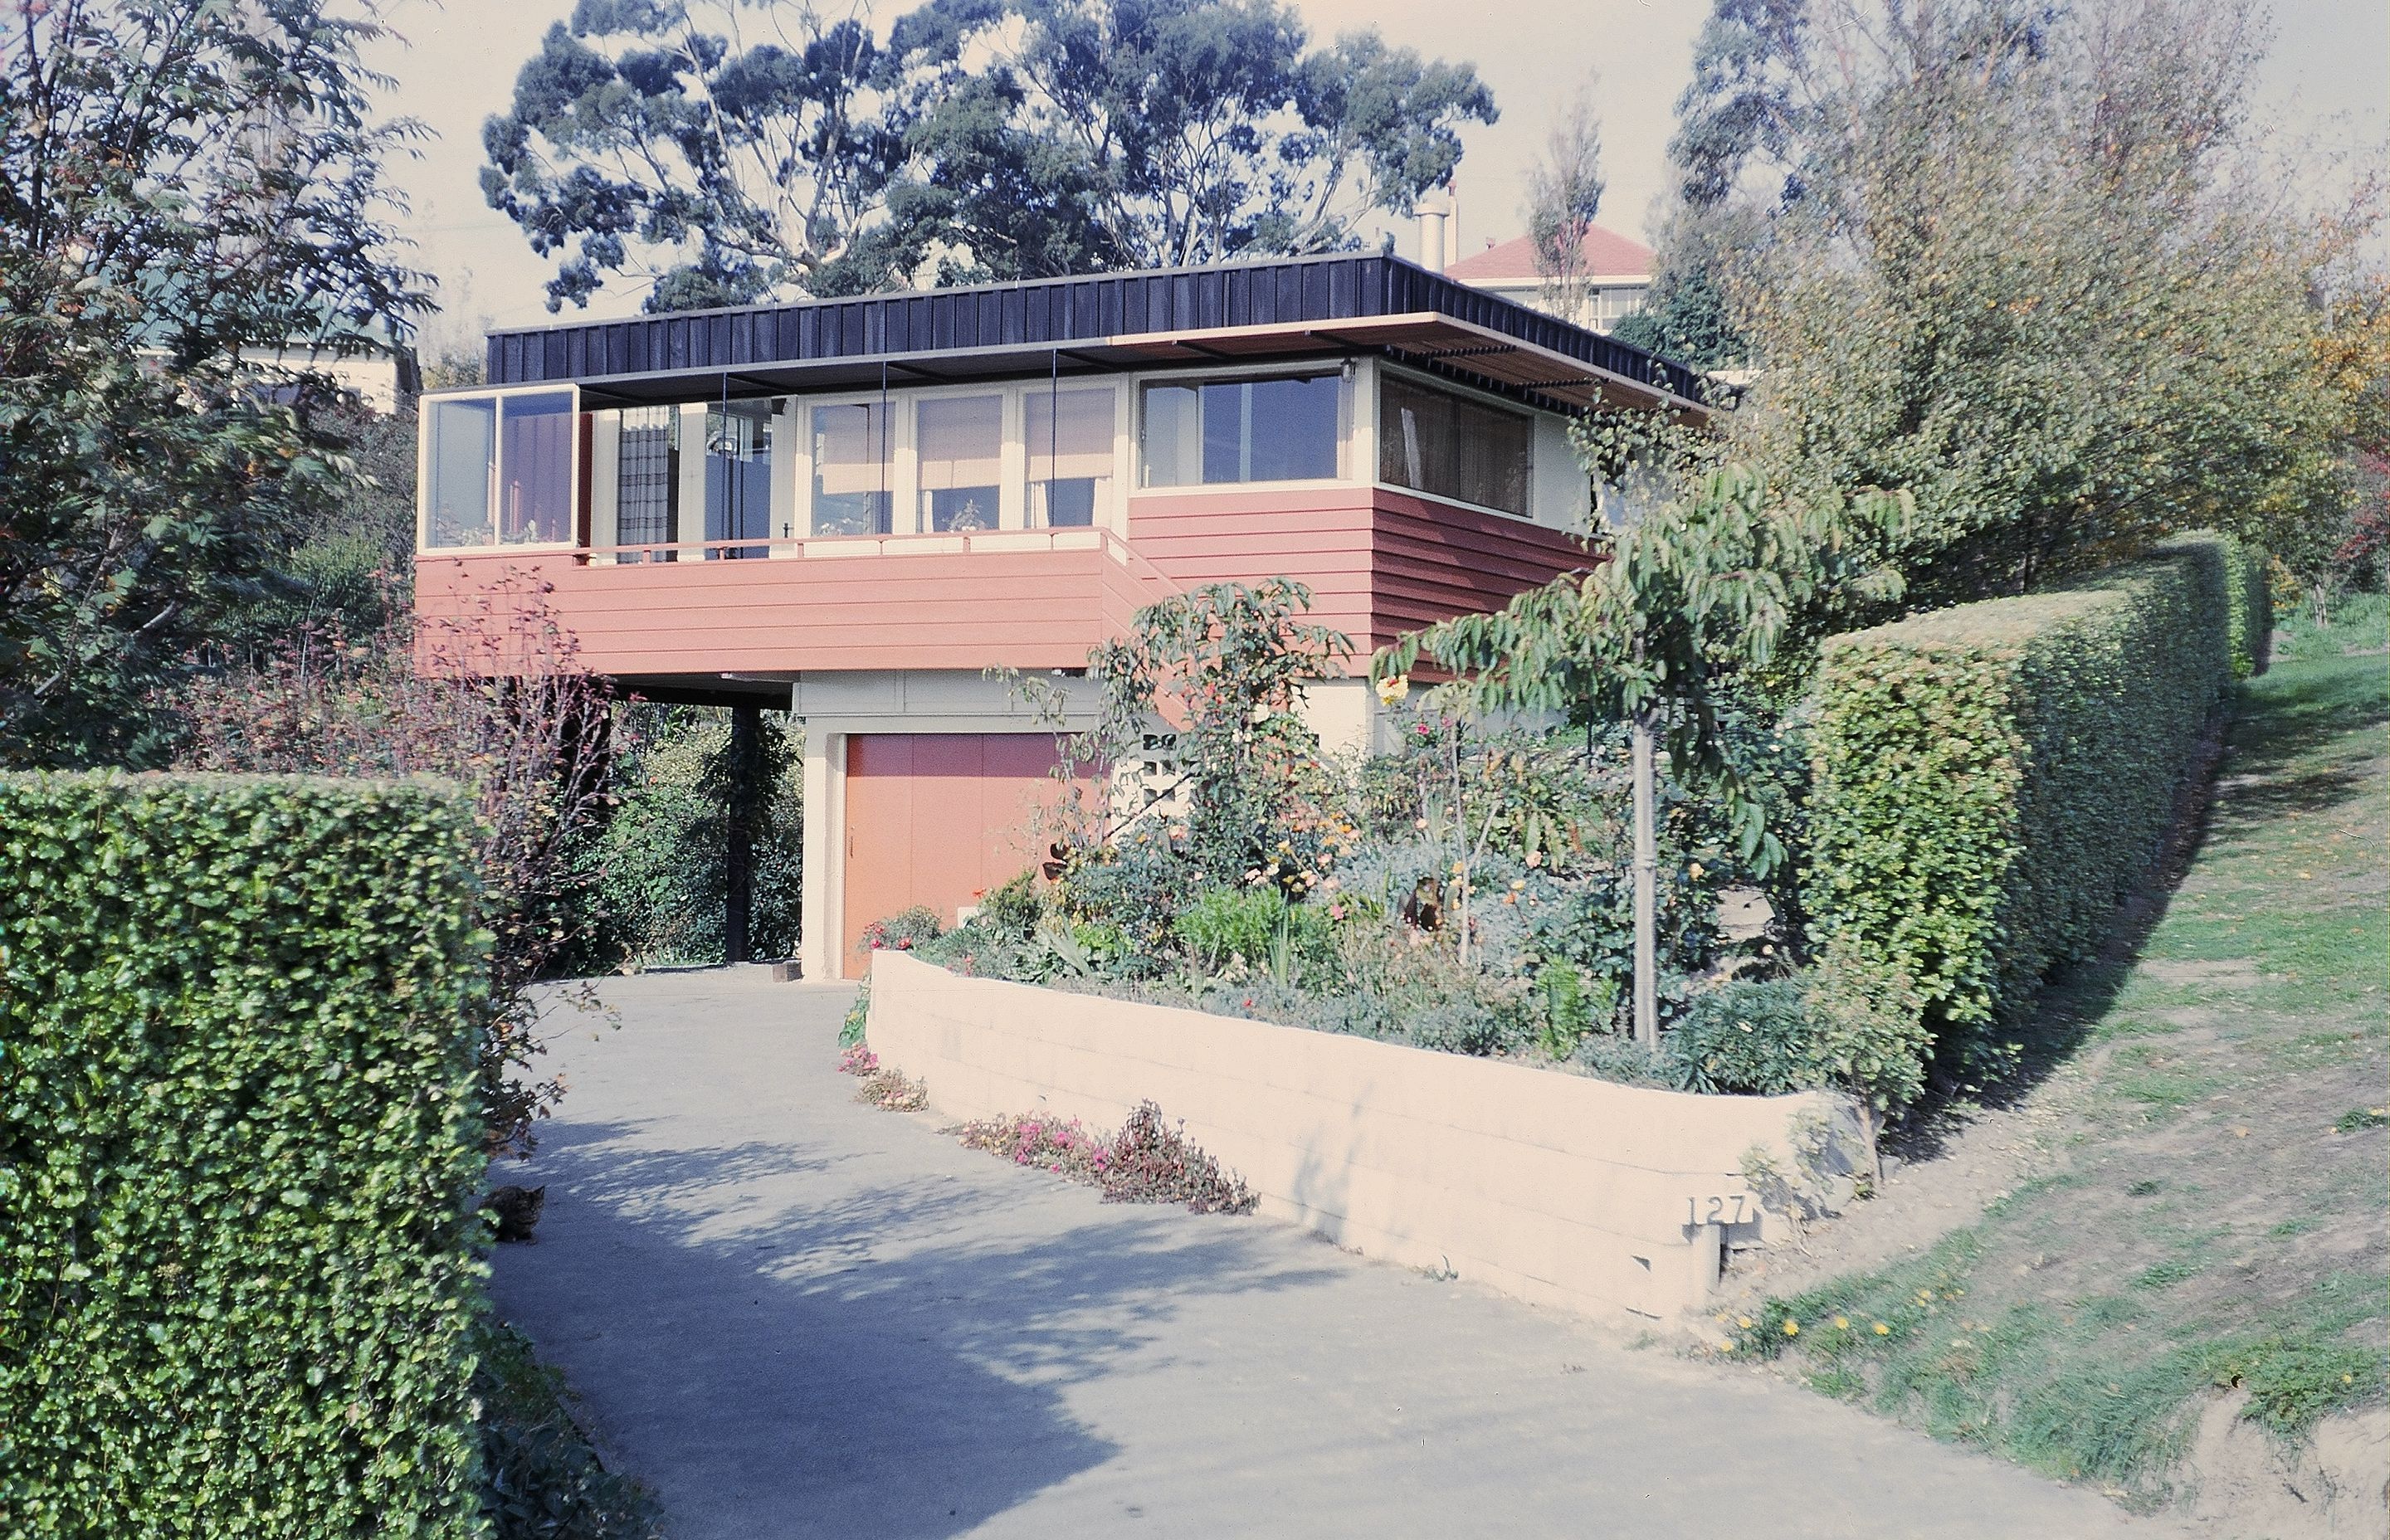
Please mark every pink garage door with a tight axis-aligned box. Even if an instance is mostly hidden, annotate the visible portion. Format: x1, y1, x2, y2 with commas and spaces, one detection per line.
841, 734, 1069, 976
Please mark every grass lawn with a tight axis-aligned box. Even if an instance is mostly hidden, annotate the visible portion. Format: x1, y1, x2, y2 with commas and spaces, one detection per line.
1727, 646, 2389, 1506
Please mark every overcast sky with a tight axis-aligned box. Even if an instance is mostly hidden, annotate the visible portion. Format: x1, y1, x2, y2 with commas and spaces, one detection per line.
368, 0, 2389, 350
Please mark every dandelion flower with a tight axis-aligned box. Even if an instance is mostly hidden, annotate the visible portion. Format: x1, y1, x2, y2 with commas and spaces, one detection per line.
1834, 1317, 1849, 1330
1783, 1320, 1800, 1337
1873, 1322, 1891, 1335
1737, 1316, 1753, 1330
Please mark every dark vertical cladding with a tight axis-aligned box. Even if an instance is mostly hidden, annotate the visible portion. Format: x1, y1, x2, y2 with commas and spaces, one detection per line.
483, 256, 1714, 407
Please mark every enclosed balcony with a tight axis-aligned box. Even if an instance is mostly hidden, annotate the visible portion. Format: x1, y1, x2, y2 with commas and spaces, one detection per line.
415, 256, 1715, 699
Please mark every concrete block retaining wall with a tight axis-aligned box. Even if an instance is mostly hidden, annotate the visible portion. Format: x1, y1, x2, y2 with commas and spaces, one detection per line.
865, 953, 1860, 1323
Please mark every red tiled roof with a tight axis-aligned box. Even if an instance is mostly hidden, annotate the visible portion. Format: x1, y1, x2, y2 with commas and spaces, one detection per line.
1445, 226, 1653, 282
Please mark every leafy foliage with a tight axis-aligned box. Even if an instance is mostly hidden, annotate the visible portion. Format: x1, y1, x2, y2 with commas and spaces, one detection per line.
474, 1318, 665, 1539
481, 3, 904, 310
1666, 978, 1821, 1094
1382, 462, 1912, 875
176, 574, 617, 1156
1661, 0, 2375, 609
574, 705, 804, 969
1048, 577, 1349, 888
1805, 534, 2259, 1072
0, 772, 487, 1538
0, 0, 429, 764
1172, 886, 1329, 977
1519, 79, 1606, 326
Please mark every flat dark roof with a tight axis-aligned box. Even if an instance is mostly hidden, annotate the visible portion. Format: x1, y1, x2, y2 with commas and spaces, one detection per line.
480, 254, 1720, 417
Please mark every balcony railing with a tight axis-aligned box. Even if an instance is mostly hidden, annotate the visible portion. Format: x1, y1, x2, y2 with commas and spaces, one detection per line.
562, 525, 1131, 565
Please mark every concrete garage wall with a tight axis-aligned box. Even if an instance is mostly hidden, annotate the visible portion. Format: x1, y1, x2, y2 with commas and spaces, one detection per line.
865, 953, 1859, 1324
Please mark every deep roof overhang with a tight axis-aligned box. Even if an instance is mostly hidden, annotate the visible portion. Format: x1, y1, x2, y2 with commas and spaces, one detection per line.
478, 254, 1724, 420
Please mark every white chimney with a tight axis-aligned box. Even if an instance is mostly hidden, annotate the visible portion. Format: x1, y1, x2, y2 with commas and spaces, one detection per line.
1417, 204, 1448, 274
1445, 182, 1461, 270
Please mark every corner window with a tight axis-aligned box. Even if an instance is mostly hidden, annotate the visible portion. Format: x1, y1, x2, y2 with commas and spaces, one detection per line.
1027, 387, 1113, 526
422, 387, 578, 548
917, 394, 1002, 533
812, 402, 891, 536
424, 395, 495, 548
1378, 373, 1534, 518
1140, 373, 1340, 487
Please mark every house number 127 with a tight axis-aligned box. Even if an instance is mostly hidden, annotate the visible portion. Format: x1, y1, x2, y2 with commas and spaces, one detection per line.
1686, 1194, 1749, 1226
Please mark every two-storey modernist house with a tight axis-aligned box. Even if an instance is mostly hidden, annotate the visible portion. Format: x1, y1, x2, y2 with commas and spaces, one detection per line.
415, 255, 1717, 977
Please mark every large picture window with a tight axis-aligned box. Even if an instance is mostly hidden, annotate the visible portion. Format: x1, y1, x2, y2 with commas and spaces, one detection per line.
422, 388, 578, 548
1027, 387, 1113, 526
812, 402, 891, 536
917, 395, 1002, 533
1378, 373, 1534, 517
1141, 373, 1339, 487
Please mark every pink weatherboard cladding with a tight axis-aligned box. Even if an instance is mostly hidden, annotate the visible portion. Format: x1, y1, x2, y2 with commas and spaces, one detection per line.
413, 488, 1589, 682
1128, 486, 1592, 665
412, 533, 1174, 680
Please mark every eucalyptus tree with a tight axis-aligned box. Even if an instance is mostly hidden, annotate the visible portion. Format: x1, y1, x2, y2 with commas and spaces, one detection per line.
481, 0, 1498, 309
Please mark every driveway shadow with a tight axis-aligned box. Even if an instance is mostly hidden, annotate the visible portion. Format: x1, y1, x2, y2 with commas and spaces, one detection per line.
491, 1116, 1341, 1540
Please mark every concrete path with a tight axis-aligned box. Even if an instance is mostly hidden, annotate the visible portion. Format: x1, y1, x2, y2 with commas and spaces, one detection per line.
493, 969, 2184, 1539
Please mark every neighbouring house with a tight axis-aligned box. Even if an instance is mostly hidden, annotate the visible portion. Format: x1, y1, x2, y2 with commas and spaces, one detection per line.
1441, 226, 1656, 335
412, 254, 1717, 977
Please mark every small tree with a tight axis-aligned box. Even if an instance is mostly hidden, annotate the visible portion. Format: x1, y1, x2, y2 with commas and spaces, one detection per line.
1522, 79, 1606, 326
1037, 578, 1349, 885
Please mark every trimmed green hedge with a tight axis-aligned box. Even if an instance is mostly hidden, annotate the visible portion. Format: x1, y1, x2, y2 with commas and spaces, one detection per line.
2159, 528, 2272, 680
1805, 533, 2252, 1063
0, 773, 490, 1538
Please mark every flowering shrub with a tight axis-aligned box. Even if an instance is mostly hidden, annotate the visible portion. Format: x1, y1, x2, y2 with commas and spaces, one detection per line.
957, 1113, 1110, 1182
1103, 1102, 1256, 1213
858, 905, 943, 957
953, 1103, 1257, 1214
850, 1058, 926, 1111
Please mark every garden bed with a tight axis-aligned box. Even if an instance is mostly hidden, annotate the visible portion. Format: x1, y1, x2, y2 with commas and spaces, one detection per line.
864, 951, 1864, 1324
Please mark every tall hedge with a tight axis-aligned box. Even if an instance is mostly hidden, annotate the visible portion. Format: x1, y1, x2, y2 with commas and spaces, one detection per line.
0, 774, 490, 1538
2168, 528, 2274, 680
1805, 533, 2254, 1063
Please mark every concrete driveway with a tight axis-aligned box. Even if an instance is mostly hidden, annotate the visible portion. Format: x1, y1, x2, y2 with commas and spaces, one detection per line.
491, 968, 2181, 1539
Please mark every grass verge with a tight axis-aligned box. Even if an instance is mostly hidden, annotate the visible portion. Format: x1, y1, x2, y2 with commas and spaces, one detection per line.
476, 1315, 666, 1539
1724, 651, 2390, 1506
